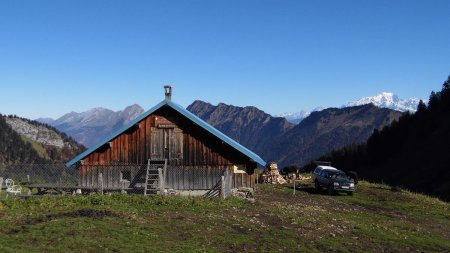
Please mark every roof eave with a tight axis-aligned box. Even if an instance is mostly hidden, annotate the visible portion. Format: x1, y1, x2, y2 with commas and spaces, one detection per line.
66, 99, 267, 168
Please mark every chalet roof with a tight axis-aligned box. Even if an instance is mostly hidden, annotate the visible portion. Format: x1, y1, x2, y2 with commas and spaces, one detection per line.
66, 99, 266, 167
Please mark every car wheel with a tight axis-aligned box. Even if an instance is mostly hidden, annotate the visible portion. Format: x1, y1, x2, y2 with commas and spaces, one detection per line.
315, 180, 321, 191
347, 192, 353, 196
327, 184, 334, 195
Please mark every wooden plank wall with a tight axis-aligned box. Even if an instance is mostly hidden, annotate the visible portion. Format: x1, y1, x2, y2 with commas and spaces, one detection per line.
164, 166, 228, 190
77, 106, 259, 190
78, 164, 145, 189
79, 165, 255, 190
232, 173, 255, 189
81, 107, 250, 167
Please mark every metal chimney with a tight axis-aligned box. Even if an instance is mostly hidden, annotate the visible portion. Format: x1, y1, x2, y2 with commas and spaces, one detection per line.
164, 85, 172, 100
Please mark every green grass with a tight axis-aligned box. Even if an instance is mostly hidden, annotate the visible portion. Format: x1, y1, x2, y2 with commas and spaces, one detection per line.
0, 181, 449, 252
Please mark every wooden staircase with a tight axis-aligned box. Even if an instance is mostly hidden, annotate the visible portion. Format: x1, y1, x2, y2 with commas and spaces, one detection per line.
144, 159, 167, 196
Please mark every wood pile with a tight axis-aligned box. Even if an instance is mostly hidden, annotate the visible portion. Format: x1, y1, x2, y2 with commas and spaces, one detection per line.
261, 162, 287, 184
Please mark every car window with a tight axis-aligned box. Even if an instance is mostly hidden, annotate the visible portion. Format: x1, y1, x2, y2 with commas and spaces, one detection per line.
331, 172, 347, 179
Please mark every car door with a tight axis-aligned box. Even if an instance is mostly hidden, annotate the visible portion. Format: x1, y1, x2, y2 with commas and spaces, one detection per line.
319, 170, 329, 186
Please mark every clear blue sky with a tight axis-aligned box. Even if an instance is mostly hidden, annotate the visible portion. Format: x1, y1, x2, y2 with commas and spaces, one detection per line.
1, 0, 449, 119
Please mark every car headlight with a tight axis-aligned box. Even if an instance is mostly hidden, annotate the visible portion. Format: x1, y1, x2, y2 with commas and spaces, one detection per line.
333, 182, 339, 186
350, 183, 355, 188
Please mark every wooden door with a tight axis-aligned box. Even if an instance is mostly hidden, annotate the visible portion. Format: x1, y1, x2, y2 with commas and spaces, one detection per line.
150, 127, 183, 164
169, 128, 183, 165
150, 127, 164, 160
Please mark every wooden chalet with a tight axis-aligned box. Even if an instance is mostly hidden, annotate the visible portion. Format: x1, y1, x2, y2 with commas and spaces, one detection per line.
66, 86, 266, 195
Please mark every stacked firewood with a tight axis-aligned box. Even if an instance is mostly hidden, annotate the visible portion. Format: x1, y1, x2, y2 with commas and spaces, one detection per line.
261, 162, 287, 184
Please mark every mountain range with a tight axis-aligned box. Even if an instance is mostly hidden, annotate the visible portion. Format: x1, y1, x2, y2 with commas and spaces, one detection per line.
35, 92, 408, 166
188, 102, 402, 167
37, 105, 144, 147
345, 92, 421, 112
187, 101, 294, 155
279, 92, 421, 124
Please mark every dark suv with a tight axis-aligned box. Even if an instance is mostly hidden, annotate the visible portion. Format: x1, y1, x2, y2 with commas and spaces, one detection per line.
313, 166, 355, 195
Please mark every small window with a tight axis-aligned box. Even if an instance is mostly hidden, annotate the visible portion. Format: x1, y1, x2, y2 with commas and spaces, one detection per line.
121, 171, 131, 181
233, 164, 246, 173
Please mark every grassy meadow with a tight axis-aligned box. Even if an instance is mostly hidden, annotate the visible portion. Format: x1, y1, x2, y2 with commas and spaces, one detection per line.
0, 181, 449, 253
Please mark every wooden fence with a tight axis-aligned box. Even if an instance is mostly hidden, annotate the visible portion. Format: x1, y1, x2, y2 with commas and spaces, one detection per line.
232, 173, 255, 189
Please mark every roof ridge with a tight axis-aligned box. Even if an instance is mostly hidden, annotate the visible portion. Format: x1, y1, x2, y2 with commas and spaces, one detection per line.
66, 99, 266, 167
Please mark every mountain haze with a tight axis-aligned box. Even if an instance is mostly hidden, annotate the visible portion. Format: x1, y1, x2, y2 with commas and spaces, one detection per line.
40, 104, 144, 147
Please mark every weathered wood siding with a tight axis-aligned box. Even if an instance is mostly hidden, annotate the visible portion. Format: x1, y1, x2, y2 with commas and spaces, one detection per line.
164, 166, 229, 190
78, 106, 257, 190
78, 164, 145, 188
78, 164, 234, 190
232, 173, 255, 189
82, 107, 252, 168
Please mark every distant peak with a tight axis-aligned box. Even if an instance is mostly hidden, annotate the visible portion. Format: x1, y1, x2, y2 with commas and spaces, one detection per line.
123, 104, 144, 111
191, 100, 211, 105
87, 107, 110, 113
345, 92, 422, 112
380, 92, 394, 96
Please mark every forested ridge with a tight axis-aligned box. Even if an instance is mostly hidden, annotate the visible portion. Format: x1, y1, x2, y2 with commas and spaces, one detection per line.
0, 114, 45, 164
310, 76, 450, 200
0, 114, 85, 166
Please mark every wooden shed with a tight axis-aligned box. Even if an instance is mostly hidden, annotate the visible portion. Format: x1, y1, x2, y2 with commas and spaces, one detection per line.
66, 86, 266, 195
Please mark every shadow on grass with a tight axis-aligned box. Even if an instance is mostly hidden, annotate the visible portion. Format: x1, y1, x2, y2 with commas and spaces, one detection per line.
285, 185, 323, 195
285, 184, 353, 197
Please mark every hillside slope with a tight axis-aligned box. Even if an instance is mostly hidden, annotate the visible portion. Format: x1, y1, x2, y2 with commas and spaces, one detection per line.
0, 115, 45, 165
187, 100, 294, 155
268, 104, 403, 166
314, 76, 450, 200
0, 114, 85, 164
188, 101, 402, 167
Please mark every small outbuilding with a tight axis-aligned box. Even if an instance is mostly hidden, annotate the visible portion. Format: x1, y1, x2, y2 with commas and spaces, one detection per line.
66, 86, 266, 195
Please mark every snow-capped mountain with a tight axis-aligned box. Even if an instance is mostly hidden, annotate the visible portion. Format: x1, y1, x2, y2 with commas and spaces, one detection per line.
276, 111, 311, 124
277, 93, 422, 124
345, 92, 422, 113
275, 107, 324, 124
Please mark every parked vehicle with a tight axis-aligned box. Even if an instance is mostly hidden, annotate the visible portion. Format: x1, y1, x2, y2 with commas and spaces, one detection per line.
313, 166, 355, 195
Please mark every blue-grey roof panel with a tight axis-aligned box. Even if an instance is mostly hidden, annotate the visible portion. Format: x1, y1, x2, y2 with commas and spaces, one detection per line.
66, 100, 266, 167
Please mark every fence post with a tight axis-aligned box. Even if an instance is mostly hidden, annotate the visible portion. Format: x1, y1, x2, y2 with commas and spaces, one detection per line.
293, 178, 296, 195
221, 175, 225, 199
0, 177, 3, 193
158, 168, 164, 195
227, 170, 232, 198
99, 172, 103, 195
163, 166, 167, 194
